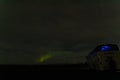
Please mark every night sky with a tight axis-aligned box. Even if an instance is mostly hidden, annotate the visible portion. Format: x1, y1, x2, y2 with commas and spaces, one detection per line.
0, 0, 120, 64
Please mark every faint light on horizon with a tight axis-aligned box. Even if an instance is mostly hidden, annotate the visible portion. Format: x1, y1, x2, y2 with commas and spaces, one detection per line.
37, 54, 53, 63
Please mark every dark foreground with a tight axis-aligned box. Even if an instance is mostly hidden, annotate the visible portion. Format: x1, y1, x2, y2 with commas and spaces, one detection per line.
0, 64, 118, 72
0, 64, 90, 71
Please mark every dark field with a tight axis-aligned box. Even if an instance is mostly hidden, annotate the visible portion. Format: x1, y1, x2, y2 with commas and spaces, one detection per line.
0, 63, 90, 71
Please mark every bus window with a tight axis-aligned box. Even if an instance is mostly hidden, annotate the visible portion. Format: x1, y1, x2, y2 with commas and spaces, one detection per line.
100, 45, 119, 52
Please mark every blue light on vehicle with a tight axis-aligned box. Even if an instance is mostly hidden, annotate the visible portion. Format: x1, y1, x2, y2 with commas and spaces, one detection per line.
101, 46, 112, 52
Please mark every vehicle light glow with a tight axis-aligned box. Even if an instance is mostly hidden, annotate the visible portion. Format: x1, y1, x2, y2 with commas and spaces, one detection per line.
101, 46, 112, 52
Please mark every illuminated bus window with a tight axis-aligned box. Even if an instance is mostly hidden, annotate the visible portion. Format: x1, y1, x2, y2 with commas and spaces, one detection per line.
101, 46, 112, 52
100, 45, 119, 52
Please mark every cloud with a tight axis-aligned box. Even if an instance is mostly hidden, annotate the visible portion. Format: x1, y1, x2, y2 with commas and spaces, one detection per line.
0, 1, 120, 53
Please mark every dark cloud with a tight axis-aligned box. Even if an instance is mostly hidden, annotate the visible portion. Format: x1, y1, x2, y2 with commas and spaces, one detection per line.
0, 0, 120, 64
